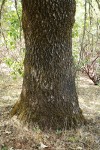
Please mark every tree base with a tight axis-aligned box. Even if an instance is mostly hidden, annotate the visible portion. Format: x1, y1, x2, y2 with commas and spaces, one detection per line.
11, 101, 86, 130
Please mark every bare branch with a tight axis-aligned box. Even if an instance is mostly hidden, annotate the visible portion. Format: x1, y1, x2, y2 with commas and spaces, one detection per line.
14, 0, 22, 50
80, 0, 87, 60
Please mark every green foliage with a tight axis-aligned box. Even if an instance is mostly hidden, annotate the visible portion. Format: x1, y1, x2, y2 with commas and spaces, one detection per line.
1, 0, 22, 49
1, 145, 8, 150
1, 0, 24, 78
5, 57, 24, 79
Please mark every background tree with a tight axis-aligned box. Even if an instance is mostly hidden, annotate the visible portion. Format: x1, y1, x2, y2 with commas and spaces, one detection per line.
73, 0, 100, 85
11, 0, 86, 130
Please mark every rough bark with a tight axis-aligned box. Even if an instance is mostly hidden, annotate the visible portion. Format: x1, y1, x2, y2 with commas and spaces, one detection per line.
11, 0, 86, 130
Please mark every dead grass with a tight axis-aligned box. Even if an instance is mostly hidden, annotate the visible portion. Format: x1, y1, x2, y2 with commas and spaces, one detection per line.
0, 73, 100, 150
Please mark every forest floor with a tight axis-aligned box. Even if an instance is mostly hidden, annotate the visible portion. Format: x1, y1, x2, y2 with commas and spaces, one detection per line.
0, 67, 100, 150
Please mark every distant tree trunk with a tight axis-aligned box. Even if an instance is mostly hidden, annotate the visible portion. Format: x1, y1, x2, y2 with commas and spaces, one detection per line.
11, 0, 86, 129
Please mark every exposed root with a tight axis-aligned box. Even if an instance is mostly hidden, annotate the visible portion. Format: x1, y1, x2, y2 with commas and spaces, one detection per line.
10, 101, 20, 117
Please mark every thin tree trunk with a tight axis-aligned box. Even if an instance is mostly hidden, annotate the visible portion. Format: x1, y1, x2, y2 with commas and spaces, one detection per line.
0, 0, 6, 34
11, 0, 86, 130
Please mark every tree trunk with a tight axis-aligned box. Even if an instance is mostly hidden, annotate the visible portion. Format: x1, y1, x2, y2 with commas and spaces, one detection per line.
11, 0, 86, 130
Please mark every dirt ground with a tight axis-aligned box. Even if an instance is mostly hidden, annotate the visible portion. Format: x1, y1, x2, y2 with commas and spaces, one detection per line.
0, 72, 100, 150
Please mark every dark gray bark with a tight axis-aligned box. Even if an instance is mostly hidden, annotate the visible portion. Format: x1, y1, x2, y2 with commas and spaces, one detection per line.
11, 0, 86, 130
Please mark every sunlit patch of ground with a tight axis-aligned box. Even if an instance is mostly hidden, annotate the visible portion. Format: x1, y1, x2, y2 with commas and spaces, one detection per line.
0, 72, 100, 150
77, 74, 100, 116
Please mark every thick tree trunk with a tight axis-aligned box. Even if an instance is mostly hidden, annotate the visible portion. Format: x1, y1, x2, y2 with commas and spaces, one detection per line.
11, 0, 86, 129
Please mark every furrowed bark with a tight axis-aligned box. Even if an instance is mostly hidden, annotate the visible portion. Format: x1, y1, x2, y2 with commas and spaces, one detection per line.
11, 0, 86, 130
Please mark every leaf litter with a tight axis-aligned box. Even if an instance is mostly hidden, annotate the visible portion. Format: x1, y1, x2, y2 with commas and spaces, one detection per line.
0, 73, 100, 150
